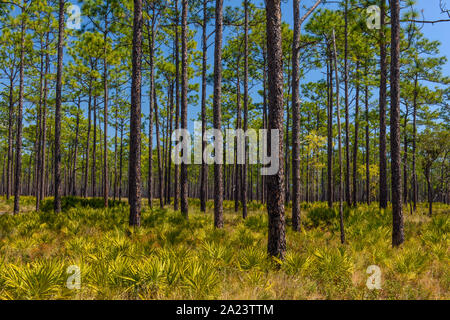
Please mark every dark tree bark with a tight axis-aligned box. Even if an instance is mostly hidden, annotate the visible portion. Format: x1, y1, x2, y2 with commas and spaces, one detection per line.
40, 47, 49, 202
403, 105, 409, 204
92, 96, 97, 197
327, 53, 334, 208
83, 79, 92, 198
234, 54, 241, 213
412, 74, 418, 211
103, 15, 109, 208
365, 67, 370, 204
72, 99, 80, 196
200, 0, 208, 212
53, 0, 64, 213
352, 61, 360, 206
129, 0, 143, 227
180, 0, 189, 218
118, 118, 124, 202
390, 0, 404, 247
146, 4, 157, 208
266, 0, 286, 260
174, 0, 180, 211
379, 0, 388, 209
332, 29, 346, 244
213, 0, 224, 228
154, 94, 164, 208
344, 0, 351, 207
242, 0, 249, 219
13, 11, 26, 214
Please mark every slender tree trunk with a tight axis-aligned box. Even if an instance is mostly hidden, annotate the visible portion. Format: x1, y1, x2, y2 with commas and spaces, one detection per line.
332, 29, 345, 244
242, 0, 249, 219
266, 0, 286, 260
129, 0, 143, 227
390, 0, 404, 247
426, 168, 432, 216
154, 94, 164, 208
365, 68, 370, 204
412, 74, 418, 211
344, 0, 351, 207
53, 0, 65, 213
180, 0, 189, 218
173, 0, 180, 211
14, 11, 26, 214
119, 119, 124, 202
92, 97, 97, 197
291, 0, 301, 231
200, 0, 208, 212
113, 92, 118, 202
379, 0, 388, 209
83, 80, 92, 198
72, 99, 80, 196
103, 17, 109, 208
40, 47, 49, 201
213, 0, 224, 228
403, 105, 409, 204
352, 61, 360, 206
234, 55, 241, 212
327, 53, 334, 208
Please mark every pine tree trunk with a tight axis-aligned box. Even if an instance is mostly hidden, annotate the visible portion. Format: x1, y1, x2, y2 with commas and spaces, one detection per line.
213, 0, 224, 228
266, 0, 286, 260
53, 0, 65, 213
379, 0, 388, 209
129, 0, 143, 227
390, 0, 404, 247
352, 61, 360, 206
332, 29, 345, 244
291, 0, 302, 232
344, 0, 351, 207
180, 0, 189, 218
200, 0, 208, 212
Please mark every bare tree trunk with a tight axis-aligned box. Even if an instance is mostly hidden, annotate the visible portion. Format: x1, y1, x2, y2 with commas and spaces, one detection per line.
72, 98, 80, 196
266, 0, 286, 260
344, 0, 351, 207
327, 53, 333, 209
174, 0, 180, 211
83, 80, 92, 198
13, 12, 26, 214
103, 18, 109, 208
180, 0, 189, 218
92, 96, 97, 197
379, 0, 388, 209
365, 67, 370, 204
213, 0, 224, 228
352, 61, 360, 206
412, 74, 418, 211
332, 29, 345, 244
200, 0, 208, 212
403, 105, 409, 204
129, 0, 143, 227
234, 55, 241, 212
53, 0, 65, 213
390, 0, 404, 247
242, 0, 249, 219
154, 94, 164, 208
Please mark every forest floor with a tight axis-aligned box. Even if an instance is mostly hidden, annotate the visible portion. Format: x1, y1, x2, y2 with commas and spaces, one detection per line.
0, 196, 448, 300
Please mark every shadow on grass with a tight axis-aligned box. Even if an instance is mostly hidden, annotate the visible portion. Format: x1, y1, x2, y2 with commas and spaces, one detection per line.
40, 196, 125, 212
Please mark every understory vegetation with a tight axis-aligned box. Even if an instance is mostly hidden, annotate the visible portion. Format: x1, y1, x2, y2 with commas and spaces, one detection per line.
0, 196, 448, 300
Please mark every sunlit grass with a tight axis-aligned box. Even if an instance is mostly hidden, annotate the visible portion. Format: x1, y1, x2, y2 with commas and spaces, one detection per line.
0, 196, 448, 299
